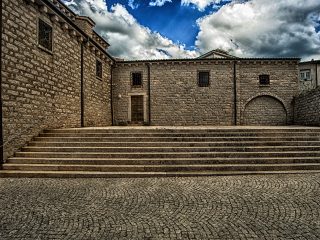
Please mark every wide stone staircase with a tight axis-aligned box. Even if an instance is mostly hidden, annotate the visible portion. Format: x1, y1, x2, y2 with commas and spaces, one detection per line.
1, 127, 320, 177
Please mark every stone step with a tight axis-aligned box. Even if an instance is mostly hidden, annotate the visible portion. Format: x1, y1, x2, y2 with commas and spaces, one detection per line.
7, 157, 320, 165
43, 128, 320, 133
5, 127, 320, 178
20, 146, 320, 153
3, 163, 320, 172
15, 151, 320, 158
39, 132, 320, 137
1, 170, 320, 178
33, 136, 320, 142
28, 141, 320, 147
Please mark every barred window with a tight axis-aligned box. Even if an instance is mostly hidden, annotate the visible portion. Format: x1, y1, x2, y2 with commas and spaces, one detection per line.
198, 71, 210, 87
96, 60, 102, 79
132, 72, 142, 86
38, 19, 52, 51
259, 74, 270, 85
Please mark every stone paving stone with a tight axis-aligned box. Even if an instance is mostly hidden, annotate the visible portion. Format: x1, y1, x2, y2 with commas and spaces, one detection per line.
0, 174, 320, 240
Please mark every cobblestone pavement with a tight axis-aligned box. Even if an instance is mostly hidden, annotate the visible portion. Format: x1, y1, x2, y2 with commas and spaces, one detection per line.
0, 174, 320, 240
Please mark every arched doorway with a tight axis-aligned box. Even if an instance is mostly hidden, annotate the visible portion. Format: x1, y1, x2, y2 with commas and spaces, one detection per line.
243, 95, 287, 126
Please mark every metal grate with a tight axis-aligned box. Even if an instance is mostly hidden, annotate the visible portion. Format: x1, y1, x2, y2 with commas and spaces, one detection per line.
96, 60, 102, 79
132, 72, 142, 86
38, 19, 52, 51
259, 74, 270, 85
131, 96, 144, 122
198, 71, 210, 87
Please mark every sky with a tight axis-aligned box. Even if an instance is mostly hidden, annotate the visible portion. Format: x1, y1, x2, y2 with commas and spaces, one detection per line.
62, 0, 320, 60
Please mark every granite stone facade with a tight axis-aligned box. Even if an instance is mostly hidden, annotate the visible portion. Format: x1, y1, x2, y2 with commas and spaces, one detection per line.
0, 0, 312, 161
294, 87, 320, 126
1, 0, 113, 159
113, 60, 299, 126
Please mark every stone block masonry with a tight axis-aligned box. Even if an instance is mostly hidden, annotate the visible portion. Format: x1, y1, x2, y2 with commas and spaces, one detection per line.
237, 60, 299, 125
0, 0, 304, 161
113, 59, 299, 126
150, 61, 234, 126
2, 0, 113, 159
294, 87, 320, 126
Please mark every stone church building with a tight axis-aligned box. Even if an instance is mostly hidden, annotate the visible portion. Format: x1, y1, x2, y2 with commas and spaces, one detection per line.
0, 0, 310, 159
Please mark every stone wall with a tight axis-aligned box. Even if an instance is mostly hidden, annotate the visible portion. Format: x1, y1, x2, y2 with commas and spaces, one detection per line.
112, 64, 149, 125
150, 61, 234, 126
294, 87, 320, 126
243, 96, 287, 125
83, 48, 112, 126
113, 60, 234, 126
2, 0, 112, 159
113, 59, 299, 126
238, 60, 299, 125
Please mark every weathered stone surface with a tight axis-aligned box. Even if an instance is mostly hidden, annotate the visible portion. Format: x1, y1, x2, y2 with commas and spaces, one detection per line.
0, 0, 307, 163
2, 0, 112, 159
113, 60, 299, 126
243, 96, 287, 125
237, 61, 299, 125
294, 87, 320, 126
0, 174, 320, 239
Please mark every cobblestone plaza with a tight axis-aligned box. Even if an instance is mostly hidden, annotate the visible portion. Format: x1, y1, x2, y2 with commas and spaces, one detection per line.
0, 174, 319, 239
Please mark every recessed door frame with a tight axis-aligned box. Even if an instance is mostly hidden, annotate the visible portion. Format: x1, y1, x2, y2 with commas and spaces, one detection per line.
128, 93, 147, 123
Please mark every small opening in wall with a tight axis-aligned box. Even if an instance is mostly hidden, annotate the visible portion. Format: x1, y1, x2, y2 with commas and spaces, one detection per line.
96, 59, 103, 79
259, 74, 270, 85
132, 72, 142, 87
198, 71, 210, 87
300, 70, 311, 81
38, 19, 53, 52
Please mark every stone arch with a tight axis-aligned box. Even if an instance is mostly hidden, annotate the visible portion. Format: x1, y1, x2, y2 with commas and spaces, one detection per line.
243, 95, 287, 126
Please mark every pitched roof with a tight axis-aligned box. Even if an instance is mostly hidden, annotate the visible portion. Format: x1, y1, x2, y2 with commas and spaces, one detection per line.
197, 49, 238, 59
115, 57, 300, 64
300, 60, 320, 65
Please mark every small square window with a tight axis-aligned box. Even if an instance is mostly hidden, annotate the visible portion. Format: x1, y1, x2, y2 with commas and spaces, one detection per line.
300, 72, 305, 80
299, 70, 311, 81
306, 71, 310, 79
259, 74, 270, 85
198, 71, 210, 87
38, 19, 52, 52
132, 72, 142, 86
96, 60, 102, 79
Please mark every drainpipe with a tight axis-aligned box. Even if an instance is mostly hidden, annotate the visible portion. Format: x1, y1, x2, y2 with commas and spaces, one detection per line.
0, 0, 3, 164
316, 63, 318, 87
80, 41, 85, 127
233, 60, 237, 126
147, 63, 151, 125
110, 64, 114, 126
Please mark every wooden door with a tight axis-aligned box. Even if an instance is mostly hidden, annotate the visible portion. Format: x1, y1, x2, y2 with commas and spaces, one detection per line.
131, 96, 144, 123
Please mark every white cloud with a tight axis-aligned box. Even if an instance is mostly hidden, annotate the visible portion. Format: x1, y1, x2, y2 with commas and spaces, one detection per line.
63, 0, 197, 59
195, 0, 320, 60
181, 0, 231, 11
149, 0, 172, 7
83, 0, 107, 10
128, 0, 139, 9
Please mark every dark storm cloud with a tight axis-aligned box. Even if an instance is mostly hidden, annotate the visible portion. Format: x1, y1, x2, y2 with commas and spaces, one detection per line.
196, 0, 320, 60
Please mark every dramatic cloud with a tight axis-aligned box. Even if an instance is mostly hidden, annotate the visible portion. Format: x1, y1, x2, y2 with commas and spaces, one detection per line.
149, 0, 172, 7
196, 0, 320, 60
63, 0, 197, 59
181, 0, 231, 11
